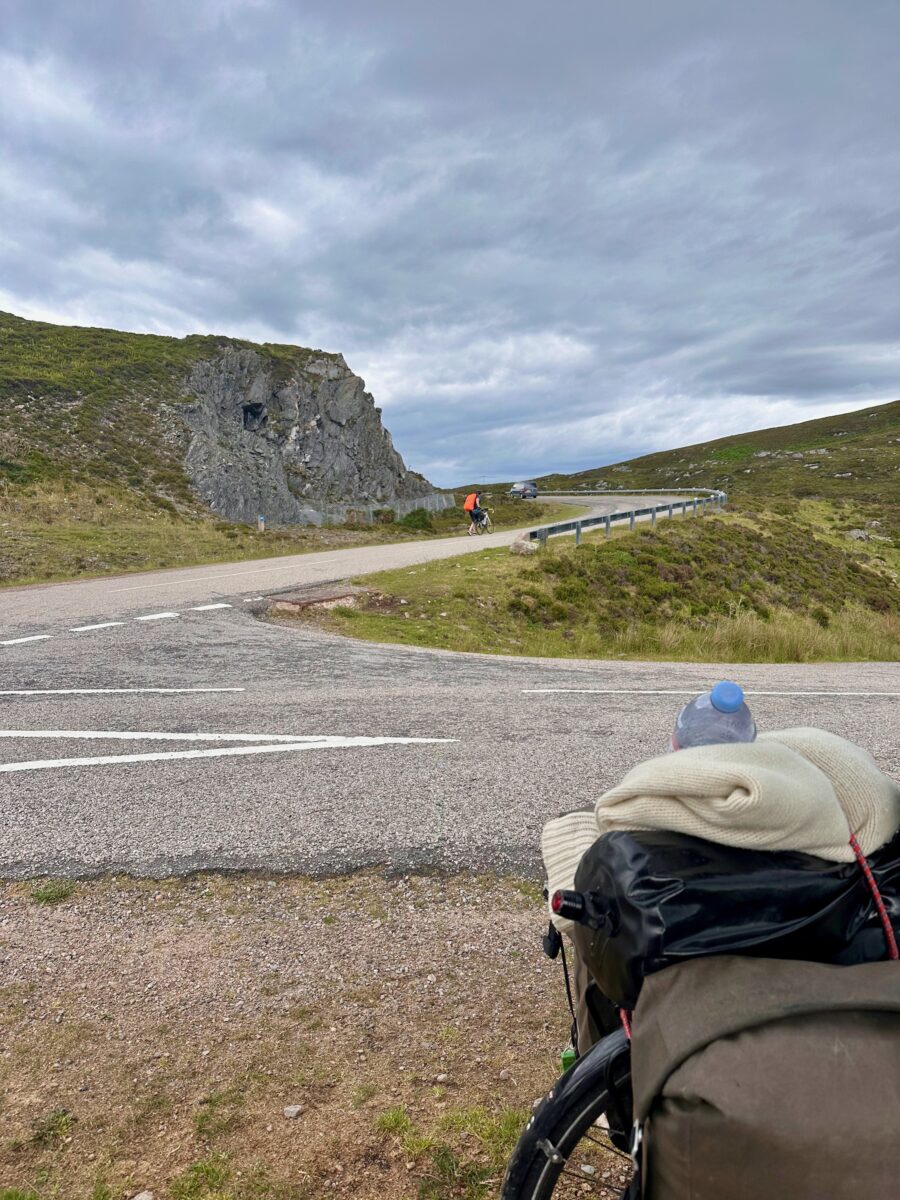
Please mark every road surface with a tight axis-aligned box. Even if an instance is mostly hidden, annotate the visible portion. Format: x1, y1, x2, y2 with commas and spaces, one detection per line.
1, 495, 897, 879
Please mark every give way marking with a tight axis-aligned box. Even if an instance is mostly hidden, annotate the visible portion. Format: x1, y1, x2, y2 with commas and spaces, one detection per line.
0, 729, 455, 774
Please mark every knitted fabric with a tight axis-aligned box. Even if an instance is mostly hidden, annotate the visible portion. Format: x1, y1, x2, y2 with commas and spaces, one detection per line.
542, 727, 900, 933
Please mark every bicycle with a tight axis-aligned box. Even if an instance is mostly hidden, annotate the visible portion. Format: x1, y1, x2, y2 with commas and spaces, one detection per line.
501, 998, 634, 1199
472, 508, 492, 534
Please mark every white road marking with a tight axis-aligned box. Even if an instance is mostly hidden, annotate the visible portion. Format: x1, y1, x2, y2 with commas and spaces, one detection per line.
190, 603, 233, 611
1, 634, 53, 645
0, 730, 338, 743
70, 622, 125, 632
242, 596, 265, 601
523, 689, 900, 698
134, 611, 180, 622
0, 688, 245, 696
0, 735, 455, 773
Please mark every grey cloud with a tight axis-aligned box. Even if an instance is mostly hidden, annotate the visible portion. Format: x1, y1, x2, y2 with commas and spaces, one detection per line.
1, 0, 898, 485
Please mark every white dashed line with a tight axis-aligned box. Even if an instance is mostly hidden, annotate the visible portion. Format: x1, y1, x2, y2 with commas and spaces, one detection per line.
0, 688, 245, 696
190, 603, 233, 611
133, 611, 180, 622
242, 596, 265, 602
523, 689, 900, 698
0, 634, 53, 646
0, 735, 456, 773
70, 622, 126, 632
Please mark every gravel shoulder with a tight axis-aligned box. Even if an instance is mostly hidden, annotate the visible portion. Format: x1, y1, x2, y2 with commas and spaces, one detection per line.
0, 872, 628, 1200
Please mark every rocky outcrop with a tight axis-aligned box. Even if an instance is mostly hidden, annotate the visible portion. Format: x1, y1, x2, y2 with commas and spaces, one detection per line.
176, 346, 445, 525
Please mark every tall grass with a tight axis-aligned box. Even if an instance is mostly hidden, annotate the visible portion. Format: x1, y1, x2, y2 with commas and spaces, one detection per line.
609, 604, 900, 663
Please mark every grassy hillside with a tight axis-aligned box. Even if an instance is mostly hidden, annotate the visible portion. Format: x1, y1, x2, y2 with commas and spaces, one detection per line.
533, 399, 900, 504
0, 310, 340, 504
0, 313, 458, 586
286, 503, 900, 662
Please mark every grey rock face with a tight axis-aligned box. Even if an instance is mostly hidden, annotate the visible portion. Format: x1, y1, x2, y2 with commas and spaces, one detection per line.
176, 347, 443, 525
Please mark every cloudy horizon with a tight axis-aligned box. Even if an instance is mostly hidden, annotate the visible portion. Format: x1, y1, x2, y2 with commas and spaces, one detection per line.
2, 0, 898, 486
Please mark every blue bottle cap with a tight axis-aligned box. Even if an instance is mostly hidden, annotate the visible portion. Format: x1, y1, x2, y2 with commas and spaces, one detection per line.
710, 680, 744, 713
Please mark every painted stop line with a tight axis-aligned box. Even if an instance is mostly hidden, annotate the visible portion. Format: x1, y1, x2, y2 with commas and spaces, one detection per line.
0, 729, 455, 773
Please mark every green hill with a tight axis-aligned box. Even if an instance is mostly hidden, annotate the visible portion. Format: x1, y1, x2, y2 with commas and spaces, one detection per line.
0, 312, 453, 586
534, 399, 900, 504
0, 310, 341, 506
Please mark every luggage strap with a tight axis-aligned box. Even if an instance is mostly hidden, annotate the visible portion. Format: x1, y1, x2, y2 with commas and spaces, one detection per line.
849, 833, 898, 960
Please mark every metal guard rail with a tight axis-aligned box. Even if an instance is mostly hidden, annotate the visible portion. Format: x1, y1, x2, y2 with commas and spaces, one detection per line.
527, 490, 727, 545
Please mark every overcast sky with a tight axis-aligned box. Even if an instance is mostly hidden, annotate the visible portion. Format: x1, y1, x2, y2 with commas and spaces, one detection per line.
2, 1, 898, 485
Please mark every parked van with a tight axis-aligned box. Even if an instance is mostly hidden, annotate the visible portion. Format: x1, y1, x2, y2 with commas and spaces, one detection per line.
509, 481, 539, 499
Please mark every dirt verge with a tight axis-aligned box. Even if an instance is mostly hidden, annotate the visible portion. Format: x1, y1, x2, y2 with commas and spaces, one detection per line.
0, 873, 628, 1200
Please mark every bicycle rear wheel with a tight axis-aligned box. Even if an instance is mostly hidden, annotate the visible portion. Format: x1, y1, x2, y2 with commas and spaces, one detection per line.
501, 1030, 633, 1200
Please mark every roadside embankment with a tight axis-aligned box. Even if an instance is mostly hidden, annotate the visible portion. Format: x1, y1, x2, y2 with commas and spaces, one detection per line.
273, 502, 900, 662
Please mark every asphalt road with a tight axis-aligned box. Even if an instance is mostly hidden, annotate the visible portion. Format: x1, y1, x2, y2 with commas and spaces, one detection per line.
2, 495, 897, 880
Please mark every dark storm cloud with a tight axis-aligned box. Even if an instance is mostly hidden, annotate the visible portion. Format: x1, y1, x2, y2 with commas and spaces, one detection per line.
2, 0, 898, 484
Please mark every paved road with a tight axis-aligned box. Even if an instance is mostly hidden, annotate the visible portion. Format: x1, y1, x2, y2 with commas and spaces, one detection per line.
1, 494, 637, 638
1, 495, 897, 880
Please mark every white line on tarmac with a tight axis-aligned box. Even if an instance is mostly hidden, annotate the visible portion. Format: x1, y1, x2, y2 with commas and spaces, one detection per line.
133, 611, 180, 621
0, 730, 337, 742
523, 689, 900, 697
190, 603, 233, 611
0, 736, 456, 773
70, 622, 126, 632
1, 635, 53, 645
0, 688, 245, 696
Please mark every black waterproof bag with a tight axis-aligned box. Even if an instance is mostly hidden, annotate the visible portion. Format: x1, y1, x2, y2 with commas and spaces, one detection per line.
573, 828, 900, 1009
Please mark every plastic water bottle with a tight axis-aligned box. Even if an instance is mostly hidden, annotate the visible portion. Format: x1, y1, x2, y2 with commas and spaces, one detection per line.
671, 681, 757, 750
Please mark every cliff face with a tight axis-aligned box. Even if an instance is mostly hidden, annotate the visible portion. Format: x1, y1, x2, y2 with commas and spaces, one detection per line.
0, 312, 444, 526
178, 346, 436, 524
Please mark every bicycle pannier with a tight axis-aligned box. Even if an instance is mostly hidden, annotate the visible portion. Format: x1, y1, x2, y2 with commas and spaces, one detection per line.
630, 955, 900, 1199
573, 828, 899, 1008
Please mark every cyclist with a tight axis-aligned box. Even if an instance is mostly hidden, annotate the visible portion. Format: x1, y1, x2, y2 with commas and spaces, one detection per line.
464, 490, 485, 535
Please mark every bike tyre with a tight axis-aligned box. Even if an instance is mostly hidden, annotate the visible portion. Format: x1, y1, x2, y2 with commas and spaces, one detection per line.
501, 1030, 631, 1200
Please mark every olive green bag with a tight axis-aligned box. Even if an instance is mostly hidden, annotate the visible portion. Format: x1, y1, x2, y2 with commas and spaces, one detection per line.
630, 956, 900, 1199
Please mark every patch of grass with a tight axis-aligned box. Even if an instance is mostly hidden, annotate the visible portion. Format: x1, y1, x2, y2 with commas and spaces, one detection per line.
351, 1083, 377, 1108
30, 1108, 75, 1147
375, 1106, 413, 1135
375, 1105, 527, 1200
295, 506, 900, 662
193, 1087, 246, 1141
28, 880, 75, 906
508, 879, 544, 904
170, 1152, 231, 1200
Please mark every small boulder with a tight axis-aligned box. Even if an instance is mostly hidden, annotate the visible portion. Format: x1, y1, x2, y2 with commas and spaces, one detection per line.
845, 529, 870, 541
283, 1104, 305, 1119
510, 537, 538, 556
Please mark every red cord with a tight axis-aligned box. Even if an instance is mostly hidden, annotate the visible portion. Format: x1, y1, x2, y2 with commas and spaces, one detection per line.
620, 1009, 633, 1040
849, 833, 899, 961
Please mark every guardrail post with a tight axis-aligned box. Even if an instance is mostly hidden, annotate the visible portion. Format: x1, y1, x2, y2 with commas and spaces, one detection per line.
668, 503, 673, 519
575, 521, 582, 546
692, 499, 698, 517
651, 507, 656, 527
629, 510, 635, 532
604, 514, 611, 538
538, 527, 549, 547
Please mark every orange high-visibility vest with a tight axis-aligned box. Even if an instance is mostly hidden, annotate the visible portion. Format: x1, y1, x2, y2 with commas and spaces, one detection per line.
464, 492, 479, 512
